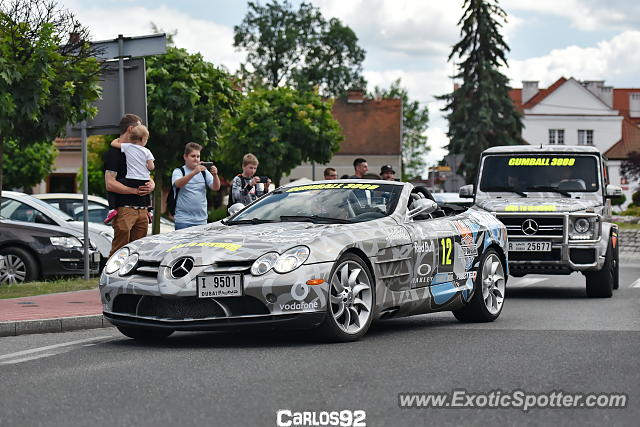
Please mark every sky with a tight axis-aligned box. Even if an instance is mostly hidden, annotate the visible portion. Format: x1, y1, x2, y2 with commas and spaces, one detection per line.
58, 0, 640, 169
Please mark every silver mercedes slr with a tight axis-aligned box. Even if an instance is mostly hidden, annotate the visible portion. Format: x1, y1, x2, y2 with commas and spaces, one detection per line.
100, 180, 508, 341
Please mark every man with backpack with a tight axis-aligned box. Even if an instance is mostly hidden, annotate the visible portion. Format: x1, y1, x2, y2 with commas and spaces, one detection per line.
170, 142, 220, 230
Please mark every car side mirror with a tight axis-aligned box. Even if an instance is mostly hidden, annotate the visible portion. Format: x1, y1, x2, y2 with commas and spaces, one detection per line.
227, 203, 245, 217
408, 199, 438, 219
605, 184, 623, 199
459, 184, 474, 198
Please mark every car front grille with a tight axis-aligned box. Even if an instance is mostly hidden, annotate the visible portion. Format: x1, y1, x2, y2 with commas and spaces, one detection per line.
498, 216, 564, 238
112, 294, 270, 319
130, 259, 254, 277
509, 249, 562, 262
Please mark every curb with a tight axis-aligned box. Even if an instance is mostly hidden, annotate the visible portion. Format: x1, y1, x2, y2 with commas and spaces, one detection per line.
0, 315, 112, 337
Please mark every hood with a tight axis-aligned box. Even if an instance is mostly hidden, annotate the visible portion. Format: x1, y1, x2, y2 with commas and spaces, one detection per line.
129, 221, 340, 265
475, 197, 601, 213
67, 221, 114, 237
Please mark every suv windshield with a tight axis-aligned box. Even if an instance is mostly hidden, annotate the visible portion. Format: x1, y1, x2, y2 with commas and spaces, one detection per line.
228, 182, 402, 224
479, 155, 599, 194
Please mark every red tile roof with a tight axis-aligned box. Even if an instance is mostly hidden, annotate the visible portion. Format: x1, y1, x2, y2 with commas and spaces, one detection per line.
612, 88, 640, 125
604, 118, 640, 159
331, 96, 402, 155
509, 77, 568, 111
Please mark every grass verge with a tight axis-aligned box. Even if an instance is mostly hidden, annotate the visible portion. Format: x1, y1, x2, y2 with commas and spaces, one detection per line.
0, 277, 99, 300
615, 222, 640, 230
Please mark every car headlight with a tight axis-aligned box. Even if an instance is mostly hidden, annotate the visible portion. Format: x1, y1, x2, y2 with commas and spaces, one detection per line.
574, 218, 590, 233
570, 217, 598, 240
251, 252, 279, 276
250, 246, 311, 275
105, 247, 130, 274
274, 246, 310, 274
50, 236, 82, 248
119, 253, 138, 276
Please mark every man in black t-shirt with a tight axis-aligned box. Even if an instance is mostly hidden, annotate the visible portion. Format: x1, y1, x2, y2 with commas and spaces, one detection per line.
104, 114, 155, 256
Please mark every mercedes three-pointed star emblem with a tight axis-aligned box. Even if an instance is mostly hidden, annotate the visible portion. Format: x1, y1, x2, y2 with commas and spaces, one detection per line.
521, 219, 539, 235
170, 257, 194, 278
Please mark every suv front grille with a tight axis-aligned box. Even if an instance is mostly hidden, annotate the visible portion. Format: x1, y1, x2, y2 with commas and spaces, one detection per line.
498, 216, 564, 238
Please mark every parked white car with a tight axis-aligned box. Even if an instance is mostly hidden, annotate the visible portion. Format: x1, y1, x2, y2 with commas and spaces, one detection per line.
34, 193, 175, 235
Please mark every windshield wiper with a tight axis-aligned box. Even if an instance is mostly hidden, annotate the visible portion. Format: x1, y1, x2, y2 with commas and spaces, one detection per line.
279, 215, 350, 224
526, 185, 572, 197
225, 218, 276, 225
483, 186, 528, 197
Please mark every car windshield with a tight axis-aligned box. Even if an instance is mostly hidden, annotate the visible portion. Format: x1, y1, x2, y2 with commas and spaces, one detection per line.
228, 182, 402, 224
479, 154, 600, 194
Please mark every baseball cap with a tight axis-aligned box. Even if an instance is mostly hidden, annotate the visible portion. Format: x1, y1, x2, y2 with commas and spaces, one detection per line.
380, 165, 395, 174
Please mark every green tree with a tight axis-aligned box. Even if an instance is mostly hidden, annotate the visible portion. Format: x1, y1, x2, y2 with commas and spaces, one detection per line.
0, 0, 101, 198
146, 46, 240, 231
2, 139, 58, 190
219, 87, 343, 187
370, 79, 430, 180
438, 0, 523, 183
621, 151, 640, 183
234, 0, 366, 96
78, 135, 112, 198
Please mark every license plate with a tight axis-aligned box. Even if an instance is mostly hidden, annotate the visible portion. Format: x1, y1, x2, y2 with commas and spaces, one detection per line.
197, 274, 243, 298
508, 241, 552, 252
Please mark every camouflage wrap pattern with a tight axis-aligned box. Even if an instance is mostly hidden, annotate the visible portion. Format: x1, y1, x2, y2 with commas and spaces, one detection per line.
100, 181, 507, 328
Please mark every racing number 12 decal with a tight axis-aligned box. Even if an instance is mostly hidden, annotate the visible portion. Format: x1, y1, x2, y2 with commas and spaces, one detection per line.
439, 237, 452, 265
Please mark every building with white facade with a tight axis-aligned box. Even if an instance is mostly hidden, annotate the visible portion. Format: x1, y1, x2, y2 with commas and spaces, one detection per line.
509, 77, 640, 206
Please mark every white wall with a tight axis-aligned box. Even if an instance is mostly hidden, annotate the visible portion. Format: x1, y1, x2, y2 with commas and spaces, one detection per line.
522, 115, 623, 153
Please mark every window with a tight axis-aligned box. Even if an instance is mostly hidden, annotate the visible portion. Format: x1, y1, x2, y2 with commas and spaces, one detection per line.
548, 129, 565, 145
578, 129, 593, 145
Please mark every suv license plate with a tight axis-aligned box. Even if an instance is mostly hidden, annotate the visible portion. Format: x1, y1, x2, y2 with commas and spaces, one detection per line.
197, 274, 243, 298
508, 241, 552, 252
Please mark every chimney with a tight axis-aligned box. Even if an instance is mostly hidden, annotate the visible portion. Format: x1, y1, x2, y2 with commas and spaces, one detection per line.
583, 80, 613, 107
346, 89, 365, 104
522, 81, 539, 104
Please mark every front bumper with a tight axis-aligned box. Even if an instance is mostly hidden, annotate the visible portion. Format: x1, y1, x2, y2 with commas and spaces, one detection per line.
508, 241, 605, 274
100, 261, 332, 328
104, 311, 326, 332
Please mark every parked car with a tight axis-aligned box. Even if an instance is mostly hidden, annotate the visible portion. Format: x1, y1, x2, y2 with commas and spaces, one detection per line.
0, 192, 101, 284
1, 191, 113, 269
101, 180, 508, 341
34, 193, 175, 234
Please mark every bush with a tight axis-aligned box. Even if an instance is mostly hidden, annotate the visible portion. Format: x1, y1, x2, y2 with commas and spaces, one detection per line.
611, 193, 626, 207
632, 191, 640, 206
621, 205, 640, 216
208, 206, 229, 223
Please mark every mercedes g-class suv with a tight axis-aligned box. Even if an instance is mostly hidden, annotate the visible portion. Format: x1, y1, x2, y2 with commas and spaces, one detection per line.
459, 145, 622, 297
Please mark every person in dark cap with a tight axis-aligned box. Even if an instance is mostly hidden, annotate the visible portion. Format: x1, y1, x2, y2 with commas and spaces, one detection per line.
380, 165, 397, 181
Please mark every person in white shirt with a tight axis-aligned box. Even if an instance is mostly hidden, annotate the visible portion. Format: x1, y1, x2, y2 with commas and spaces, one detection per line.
105, 125, 155, 223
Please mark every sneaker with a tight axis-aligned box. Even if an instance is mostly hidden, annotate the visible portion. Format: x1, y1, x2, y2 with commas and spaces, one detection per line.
147, 210, 153, 224
104, 209, 118, 224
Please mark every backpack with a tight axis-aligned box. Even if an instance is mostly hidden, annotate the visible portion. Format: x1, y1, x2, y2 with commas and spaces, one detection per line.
166, 167, 207, 215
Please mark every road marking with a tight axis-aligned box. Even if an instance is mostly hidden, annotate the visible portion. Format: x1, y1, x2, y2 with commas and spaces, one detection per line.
630, 278, 640, 289
0, 335, 114, 361
1, 353, 56, 365
510, 277, 548, 287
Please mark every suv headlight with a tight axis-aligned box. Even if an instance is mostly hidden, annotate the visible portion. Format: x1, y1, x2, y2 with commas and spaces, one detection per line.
105, 247, 130, 274
250, 246, 310, 275
569, 217, 599, 240
50, 236, 82, 248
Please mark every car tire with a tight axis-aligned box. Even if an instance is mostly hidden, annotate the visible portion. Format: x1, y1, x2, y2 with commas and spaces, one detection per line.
317, 253, 375, 342
0, 247, 39, 285
585, 238, 615, 298
612, 232, 620, 290
453, 248, 506, 323
116, 326, 174, 340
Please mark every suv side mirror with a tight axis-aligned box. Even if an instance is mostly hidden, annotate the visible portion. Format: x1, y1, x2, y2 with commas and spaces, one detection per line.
459, 184, 474, 198
605, 184, 623, 199
408, 199, 438, 219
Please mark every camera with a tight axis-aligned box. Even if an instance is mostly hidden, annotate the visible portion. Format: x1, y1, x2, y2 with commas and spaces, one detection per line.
258, 176, 270, 183
200, 162, 214, 168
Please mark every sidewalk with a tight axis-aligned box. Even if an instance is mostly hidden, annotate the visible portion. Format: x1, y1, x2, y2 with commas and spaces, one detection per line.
0, 289, 109, 337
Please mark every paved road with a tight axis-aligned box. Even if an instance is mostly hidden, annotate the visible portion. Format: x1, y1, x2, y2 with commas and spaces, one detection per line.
1, 265, 638, 427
